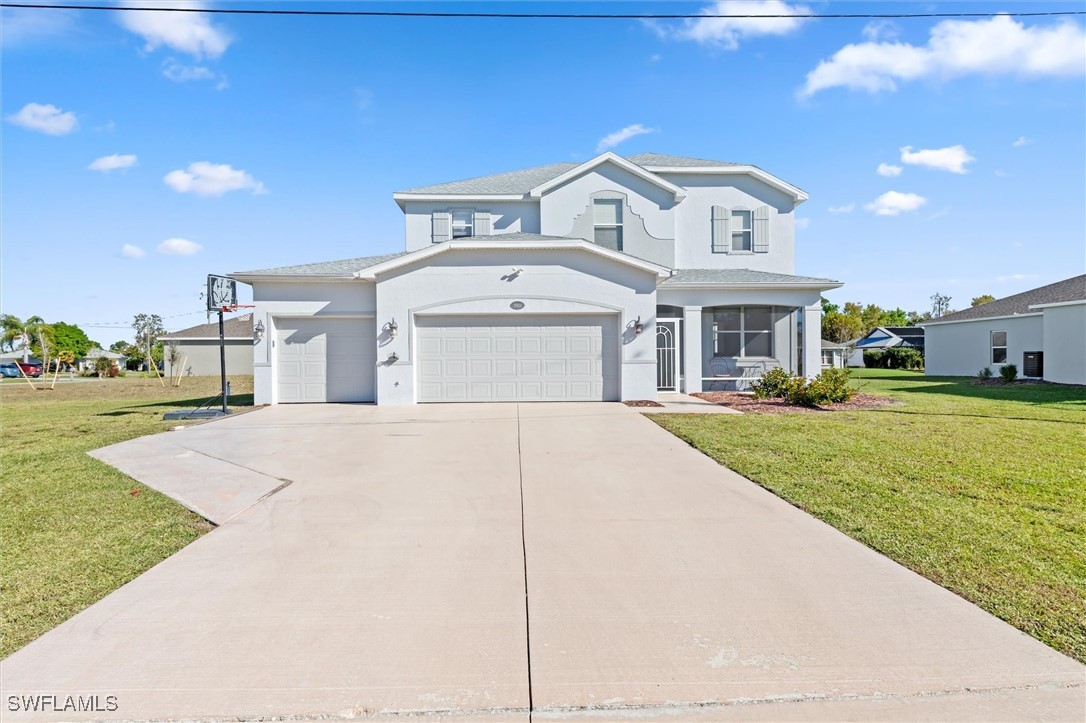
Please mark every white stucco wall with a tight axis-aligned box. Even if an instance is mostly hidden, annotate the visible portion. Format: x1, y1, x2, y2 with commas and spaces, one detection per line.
539, 165, 677, 242
249, 281, 377, 405
373, 247, 659, 404
924, 315, 1044, 378
404, 201, 541, 251
661, 173, 797, 274
1041, 303, 1086, 385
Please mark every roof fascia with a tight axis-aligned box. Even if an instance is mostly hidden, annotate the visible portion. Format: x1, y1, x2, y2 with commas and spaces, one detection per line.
659, 281, 843, 291
1028, 299, 1086, 310
355, 238, 671, 280
529, 152, 687, 202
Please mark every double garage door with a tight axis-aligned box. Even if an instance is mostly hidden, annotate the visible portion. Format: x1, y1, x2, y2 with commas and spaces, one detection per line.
416, 314, 619, 403
277, 318, 376, 403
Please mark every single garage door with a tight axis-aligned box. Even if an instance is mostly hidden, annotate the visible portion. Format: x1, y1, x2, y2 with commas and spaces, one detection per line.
416, 314, 619, 402
276, 318, 376, 403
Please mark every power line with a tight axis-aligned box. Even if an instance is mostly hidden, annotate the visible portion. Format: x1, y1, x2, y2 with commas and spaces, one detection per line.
2, 3, 1084, 19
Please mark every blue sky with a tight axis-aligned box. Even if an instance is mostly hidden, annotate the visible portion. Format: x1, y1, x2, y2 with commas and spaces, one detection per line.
3, 1, 1084, 340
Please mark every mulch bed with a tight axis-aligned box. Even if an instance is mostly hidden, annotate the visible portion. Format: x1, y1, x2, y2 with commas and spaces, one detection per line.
623, 399, 665, 408
691, 391, 896, 414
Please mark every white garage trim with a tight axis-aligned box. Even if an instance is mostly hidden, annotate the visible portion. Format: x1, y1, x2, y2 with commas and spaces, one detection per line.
275, 318, 376, 403
415, 314, 620, 403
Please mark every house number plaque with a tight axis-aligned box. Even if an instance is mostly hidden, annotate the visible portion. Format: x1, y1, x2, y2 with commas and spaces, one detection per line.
510, 301, 525, 310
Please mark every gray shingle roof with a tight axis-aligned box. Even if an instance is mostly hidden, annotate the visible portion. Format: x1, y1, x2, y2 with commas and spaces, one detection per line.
465, 232, 586, 242
162, 314, 253, 340
396, 153, 744, 195
928, 275, 1086, 324
660, 268, 839, 285
625, 152, 742, 168
398, 163, 578, 195
232, 252, 406, 278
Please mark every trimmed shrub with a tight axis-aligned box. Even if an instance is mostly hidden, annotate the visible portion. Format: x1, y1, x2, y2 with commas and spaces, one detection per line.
1000, 363, 1018, 383
884, 347, 924, 370
784, 368, 855, 408
977, 367, 993, 381
863, 350, 884, 368
752, 367, 793, 399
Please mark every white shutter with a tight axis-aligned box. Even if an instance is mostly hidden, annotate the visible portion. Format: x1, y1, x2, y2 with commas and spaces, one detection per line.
712, 205, 730, 253
432, 211, 451, 244
474, 211, 491, 236
753, 205, 771, 253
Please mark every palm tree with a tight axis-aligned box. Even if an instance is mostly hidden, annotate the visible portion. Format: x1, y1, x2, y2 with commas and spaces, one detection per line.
1, 314, 26, 354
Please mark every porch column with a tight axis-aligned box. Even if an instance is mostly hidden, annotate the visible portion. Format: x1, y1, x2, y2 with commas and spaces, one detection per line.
803, 303, 822, 379
683, 305, 702, 393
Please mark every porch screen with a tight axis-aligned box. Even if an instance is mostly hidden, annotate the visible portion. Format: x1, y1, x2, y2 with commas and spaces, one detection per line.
712, 306, 775, 357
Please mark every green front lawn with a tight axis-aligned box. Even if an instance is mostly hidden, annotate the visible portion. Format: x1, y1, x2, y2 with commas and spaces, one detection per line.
1, 376, 253, 657
652, 370, 1086, 662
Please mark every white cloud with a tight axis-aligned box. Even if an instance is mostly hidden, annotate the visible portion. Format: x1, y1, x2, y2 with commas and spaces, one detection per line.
828, 203, 855, 214
157, 238, 203, 255
119, 1, 231, 59
1012, 136, 1033, 147
6, 102, 78, 135
801, 15, 1086, 97
865, 191, 927, 216
900, 144, 975, 174
795, 218, 811, 230
89, 154, 138, 172
877, 162, 903, 177
995, 169, 1008, 177
161, 58, 227, 88
1, 7, 78, 46
654, 0, 810, 50
597, 123, 656, 152
862, 20, 899, 42
649, 53, 662, 62
996, 273, 1041, 282
121, 244, 146, 258
163, 161, 267, 196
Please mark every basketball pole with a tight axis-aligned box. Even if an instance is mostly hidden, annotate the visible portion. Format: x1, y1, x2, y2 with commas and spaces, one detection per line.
219, 307, 228, 413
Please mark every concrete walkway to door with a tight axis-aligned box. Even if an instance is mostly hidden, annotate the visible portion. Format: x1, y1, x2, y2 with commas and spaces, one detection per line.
1, 403, 1082, 721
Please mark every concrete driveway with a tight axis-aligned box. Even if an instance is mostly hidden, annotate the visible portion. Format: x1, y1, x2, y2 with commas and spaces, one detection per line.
2, 403, 1082, 721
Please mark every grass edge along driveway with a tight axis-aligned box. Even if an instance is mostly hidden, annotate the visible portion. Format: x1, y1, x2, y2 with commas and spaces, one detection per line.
1, 377, 254, 657
651, 370, 1086, 663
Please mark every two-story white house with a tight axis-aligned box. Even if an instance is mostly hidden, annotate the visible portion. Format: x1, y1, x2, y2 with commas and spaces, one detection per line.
232, 152, 841, 405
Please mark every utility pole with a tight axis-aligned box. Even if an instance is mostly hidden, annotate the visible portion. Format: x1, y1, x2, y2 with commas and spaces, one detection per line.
218, 307, 228, 413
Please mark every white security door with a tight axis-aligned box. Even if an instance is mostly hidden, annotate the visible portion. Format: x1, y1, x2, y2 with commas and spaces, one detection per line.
276, 318, 376, 403
416, 314, 619, 402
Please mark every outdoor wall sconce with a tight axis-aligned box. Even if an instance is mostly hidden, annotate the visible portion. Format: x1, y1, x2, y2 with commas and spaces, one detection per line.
634, 316, 644, 335
253, 319, 265, 341
383, 318, 398, 339
387, 351, 399, 364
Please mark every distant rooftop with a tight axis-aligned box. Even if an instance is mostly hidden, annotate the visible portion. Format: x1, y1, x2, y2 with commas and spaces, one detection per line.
928, 275, 1086, 324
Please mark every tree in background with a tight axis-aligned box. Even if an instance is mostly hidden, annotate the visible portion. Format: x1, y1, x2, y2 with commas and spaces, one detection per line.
132, 314, 165, 372
971, 294, 996, 307
880, 308, 910, 327
822, 311, 863, 343
930, 292, 953, 318
109, 340, 129, 353
49, 322, 96, 361
25, 316, 52, 369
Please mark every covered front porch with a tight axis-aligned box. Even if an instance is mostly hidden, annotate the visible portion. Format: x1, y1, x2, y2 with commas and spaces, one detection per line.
655, 273, 840, 394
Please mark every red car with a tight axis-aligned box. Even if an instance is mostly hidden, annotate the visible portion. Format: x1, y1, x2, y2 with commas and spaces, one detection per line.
16, 361, 42, 378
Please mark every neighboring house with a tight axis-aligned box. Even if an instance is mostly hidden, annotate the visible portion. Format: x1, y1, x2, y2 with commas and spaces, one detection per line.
77, 348, 126, 372
231, 152, 841, 405
0, 350, 41, 365
922, 275, 1086, 384
846, 326, 925, 367
160, 314, 255, 377
821, 340, 847, 369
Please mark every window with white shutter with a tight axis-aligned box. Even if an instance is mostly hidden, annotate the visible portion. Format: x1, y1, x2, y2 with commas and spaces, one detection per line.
431, 211, 451, 244
451, 210, 474, 238
711, 205, 730, 253
753, 205, 771, 253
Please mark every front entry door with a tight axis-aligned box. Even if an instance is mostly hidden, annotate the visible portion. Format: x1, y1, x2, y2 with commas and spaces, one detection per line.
656, 319, 681, 391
